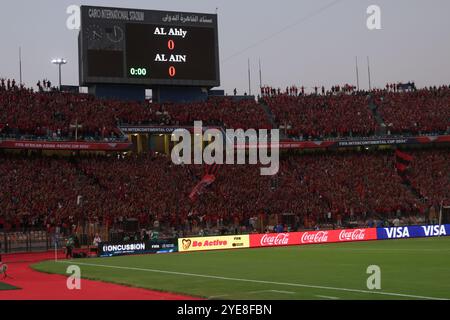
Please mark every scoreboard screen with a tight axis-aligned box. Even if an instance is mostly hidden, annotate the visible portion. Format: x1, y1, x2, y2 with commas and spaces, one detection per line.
79, 6, 220, 87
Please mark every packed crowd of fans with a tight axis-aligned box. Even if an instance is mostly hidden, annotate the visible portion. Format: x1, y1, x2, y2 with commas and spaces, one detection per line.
264, 93, 378, 139
0, 149, 447, 234
0, 80, 270, 141
1, 79, 449, 141
409, 149, 450, 206
146, 98, 271, 130
374, 87, 450, 135
0, 88, 123, 140
202, 151, 427, 230
0, 154, 92, 233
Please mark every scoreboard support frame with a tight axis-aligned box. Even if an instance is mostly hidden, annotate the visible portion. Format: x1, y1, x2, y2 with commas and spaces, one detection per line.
88, 84, 211, 103
153, 86, 209, 103
88, 84, 147, 102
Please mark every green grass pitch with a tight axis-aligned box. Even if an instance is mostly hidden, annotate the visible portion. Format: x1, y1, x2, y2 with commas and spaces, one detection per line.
32, 237, 450, 300
0, 282, 20, 291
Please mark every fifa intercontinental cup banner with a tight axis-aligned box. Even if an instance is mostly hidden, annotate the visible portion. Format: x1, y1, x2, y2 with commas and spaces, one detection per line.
178, 235, 250, 252
249, 228, 378, 248
377, 224, 450, 240
99, 240, 177, 257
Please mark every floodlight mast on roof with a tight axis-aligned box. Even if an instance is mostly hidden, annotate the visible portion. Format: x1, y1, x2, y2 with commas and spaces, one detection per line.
51, 58, 67, 90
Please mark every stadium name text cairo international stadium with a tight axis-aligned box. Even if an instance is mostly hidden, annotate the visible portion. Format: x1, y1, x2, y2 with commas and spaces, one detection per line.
171, 121, 280, 176
88, 8, 145, 21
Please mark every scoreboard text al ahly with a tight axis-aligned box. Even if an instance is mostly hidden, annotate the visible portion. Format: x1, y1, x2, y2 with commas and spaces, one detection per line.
79, 6, 220, 87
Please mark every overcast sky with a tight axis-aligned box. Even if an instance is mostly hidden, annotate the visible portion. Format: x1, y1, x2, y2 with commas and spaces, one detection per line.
1, 0, 449, 94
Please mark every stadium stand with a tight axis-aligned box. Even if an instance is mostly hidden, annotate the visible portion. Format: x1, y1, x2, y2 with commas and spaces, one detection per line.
2, 80, 448, 141
263, 93, 378, 139
409, 149, 450, 206
0, 83, 270, 142
0, 79, 448, 241
0, 149, 447, 236
374, 87, 450, 135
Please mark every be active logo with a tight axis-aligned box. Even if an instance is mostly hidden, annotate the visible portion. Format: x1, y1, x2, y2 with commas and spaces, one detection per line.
180, 238, 228, 250
179, 235, 250, 252
192, 239, 228, 247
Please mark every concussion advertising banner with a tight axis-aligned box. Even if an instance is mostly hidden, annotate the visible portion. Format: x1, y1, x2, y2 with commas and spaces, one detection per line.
377, 224, 450, 240
178, 235, 250, 252
98, 239, 177, 257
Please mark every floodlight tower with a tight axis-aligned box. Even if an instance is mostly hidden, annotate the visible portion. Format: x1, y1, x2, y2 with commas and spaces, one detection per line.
51, 58, 68, 90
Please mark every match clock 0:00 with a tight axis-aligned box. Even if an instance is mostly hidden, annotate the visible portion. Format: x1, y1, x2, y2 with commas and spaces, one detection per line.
129, 67, 148, 77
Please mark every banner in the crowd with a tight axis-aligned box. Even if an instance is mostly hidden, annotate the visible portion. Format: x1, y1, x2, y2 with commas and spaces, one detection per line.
250, 232, 303, 248
178, 235, 250, 252
236, 135, 450, 150
377, 224, 450, 240
98, 239, 177, 257
0, 140, 132, 151
120, 125, 222, 134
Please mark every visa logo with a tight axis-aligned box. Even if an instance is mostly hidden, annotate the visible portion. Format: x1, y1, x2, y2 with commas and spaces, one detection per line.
422, 225, 447, 237
385, 227, 410, 239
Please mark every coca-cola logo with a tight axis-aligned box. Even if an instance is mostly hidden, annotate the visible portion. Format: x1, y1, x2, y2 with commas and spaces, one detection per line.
339, 229, 366, 241
260, 233, 290, 246
301, 231, 329, 243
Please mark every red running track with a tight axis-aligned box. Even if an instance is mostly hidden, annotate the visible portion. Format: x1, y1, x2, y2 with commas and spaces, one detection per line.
0, 251, 201, 300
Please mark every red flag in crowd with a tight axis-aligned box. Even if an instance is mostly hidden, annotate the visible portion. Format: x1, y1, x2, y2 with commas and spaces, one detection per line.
395, 149, 413, 180
189, 164, 221, 203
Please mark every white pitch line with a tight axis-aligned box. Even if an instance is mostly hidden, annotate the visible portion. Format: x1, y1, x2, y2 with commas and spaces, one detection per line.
316, 295, 340, 300
248, 290, 295, 295
268, 290, 295, 294
208, 294, 230, 300
57, 261, 449, 300
309, 248, 450, 252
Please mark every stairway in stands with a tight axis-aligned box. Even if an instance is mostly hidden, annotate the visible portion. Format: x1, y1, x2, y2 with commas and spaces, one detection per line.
367, 95, 388, 136
259, 101, 289, 139
69, 157, 107, 191
401, 178, 426, 202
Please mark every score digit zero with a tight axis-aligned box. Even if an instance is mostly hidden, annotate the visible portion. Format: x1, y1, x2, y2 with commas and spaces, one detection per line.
168, 40, 175, 50
169, 66, 176, 77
